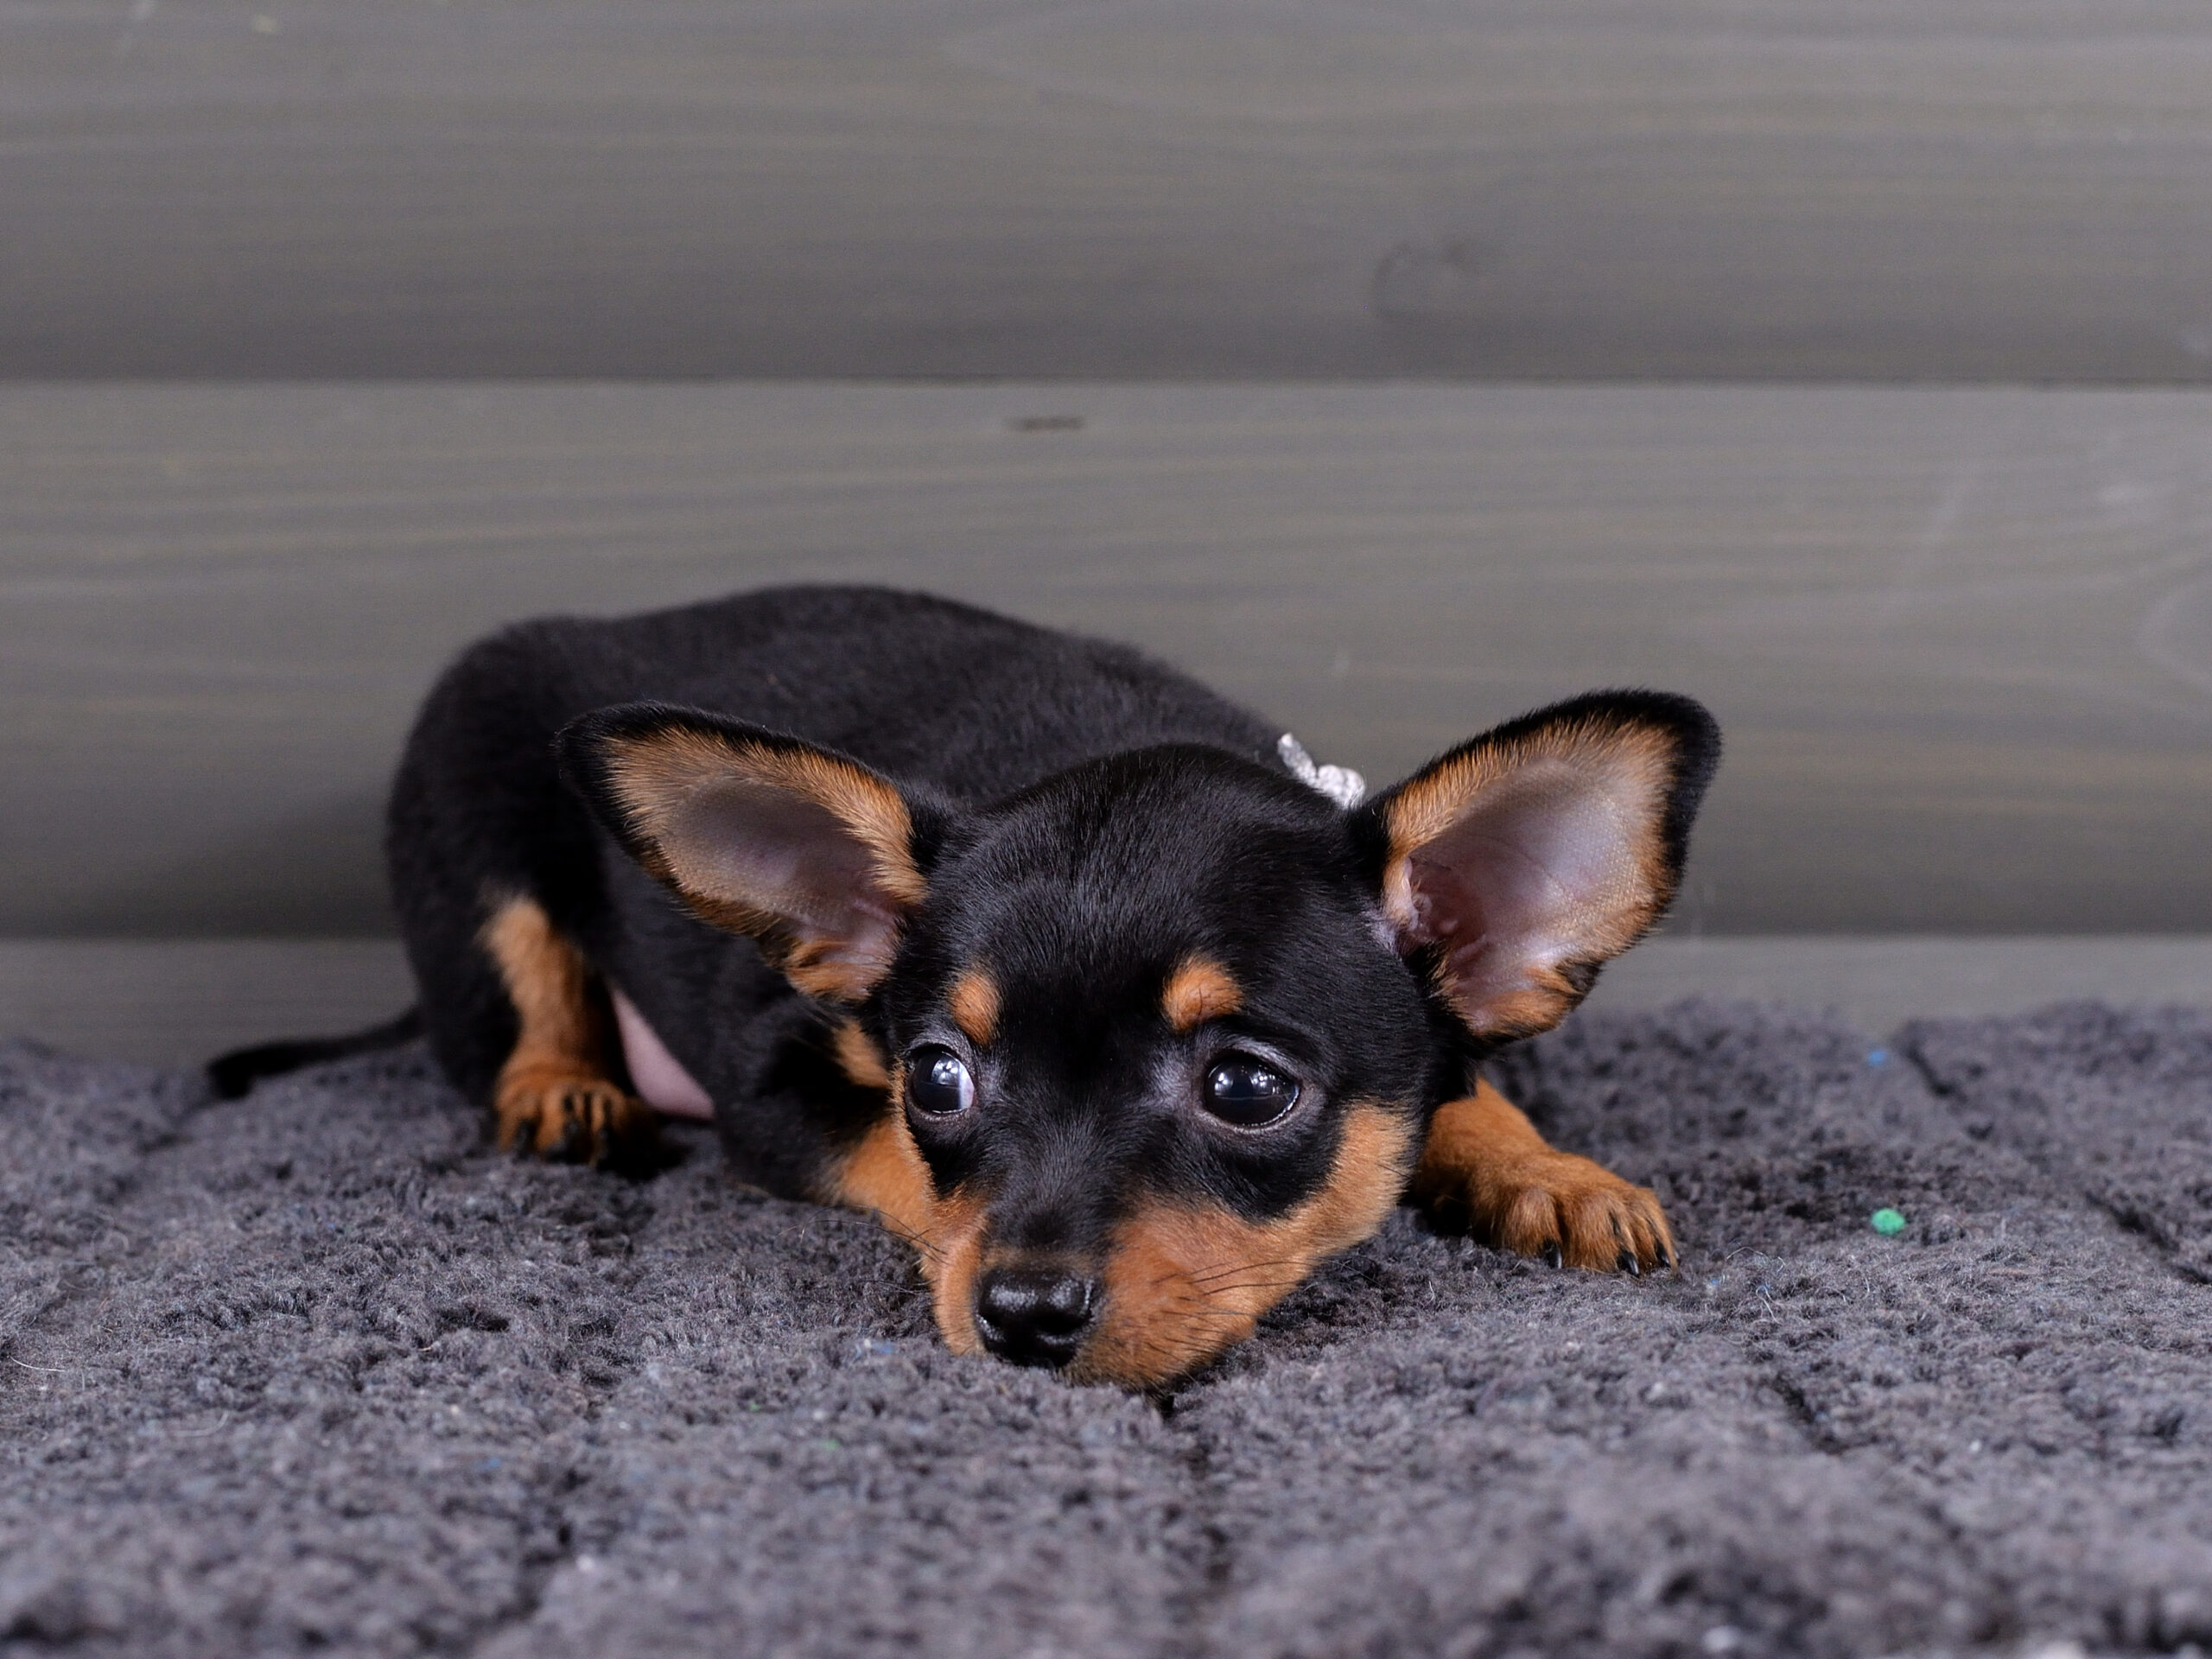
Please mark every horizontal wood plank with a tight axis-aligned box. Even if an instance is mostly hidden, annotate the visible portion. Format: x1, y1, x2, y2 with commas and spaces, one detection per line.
7, 381, 2212, 936
10, 937, 2210, 1065
6, 0, 2212, 380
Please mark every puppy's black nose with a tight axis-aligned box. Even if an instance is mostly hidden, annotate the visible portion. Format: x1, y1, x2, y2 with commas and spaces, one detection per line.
973, 1268, 1099, 1369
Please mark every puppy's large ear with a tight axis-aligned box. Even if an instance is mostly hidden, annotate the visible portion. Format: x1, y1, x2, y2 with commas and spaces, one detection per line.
559, 702, 932, 1003
1356, 691, 1719, 1045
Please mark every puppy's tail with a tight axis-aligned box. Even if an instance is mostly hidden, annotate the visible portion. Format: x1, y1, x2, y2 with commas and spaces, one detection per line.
206, 1007, 424, 1100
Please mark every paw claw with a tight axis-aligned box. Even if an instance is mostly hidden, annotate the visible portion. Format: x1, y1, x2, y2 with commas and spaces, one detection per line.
494, 1069, 653, 1169
1461, 1149, 1673, 1277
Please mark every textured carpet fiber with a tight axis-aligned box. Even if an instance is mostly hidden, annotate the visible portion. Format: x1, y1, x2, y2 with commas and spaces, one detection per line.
3, 1001, 2210, 1658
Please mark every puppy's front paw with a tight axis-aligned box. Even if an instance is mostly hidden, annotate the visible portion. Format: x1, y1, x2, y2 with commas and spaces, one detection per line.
1477, 1148, 1675, 1274
494, 1066, 653, 1167
1413, 1087, 1675, 1274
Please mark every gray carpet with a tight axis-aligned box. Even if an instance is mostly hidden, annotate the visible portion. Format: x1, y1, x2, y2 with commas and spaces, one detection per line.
3, 1001, 2209, 1658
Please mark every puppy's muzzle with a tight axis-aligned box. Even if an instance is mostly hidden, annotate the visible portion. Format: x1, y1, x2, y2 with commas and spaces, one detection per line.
973, 1266, 1100, 1369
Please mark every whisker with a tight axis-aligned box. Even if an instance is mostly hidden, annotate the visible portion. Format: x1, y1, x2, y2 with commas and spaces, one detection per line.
1160, 1306, 1263, 1321
875, 1217, 948, 1263
1177, 1304, 1274, 1329
1184, 1256, 1301, 1287
1158, 1324, 1237, 1376
1179, 1293, 1289, 1313
879, 1219, 936, 1252
1138, 1264, 1310, 1310
1147, 1276, 1302, 1308
1185, 1270, 1307, 1293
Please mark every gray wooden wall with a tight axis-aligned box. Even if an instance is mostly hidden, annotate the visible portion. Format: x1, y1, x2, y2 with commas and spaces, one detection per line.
9, 0, 2212, 381
11, 383, 2212, 938
7, 2, 2212, 942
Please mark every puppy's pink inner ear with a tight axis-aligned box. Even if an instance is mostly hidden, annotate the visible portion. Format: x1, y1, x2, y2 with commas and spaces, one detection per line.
659, 779, 906, 980
1389, 756, 1669, 1041
665, 782, 896, 931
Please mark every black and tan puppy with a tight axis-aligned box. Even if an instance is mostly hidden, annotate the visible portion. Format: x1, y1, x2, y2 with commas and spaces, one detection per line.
250, 586, 1719, 1389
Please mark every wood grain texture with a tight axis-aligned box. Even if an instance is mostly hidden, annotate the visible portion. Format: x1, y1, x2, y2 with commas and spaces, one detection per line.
10, 937, 2211, 1065
6, 381, 2212, 936
7, 0, 2212, 381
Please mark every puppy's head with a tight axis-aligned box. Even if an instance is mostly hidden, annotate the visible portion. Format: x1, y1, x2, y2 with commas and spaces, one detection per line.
562, 692, 1718, 1388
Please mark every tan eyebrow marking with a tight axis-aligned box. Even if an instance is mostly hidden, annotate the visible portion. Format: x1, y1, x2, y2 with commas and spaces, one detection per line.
948, 967, 1001, 1047
1162, 956, 1243, 1033
831, 1019, 892, 1090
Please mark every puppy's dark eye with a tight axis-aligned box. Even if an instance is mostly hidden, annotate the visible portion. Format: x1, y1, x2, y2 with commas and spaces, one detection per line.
906, 1046, 976, 1116
1202, 1055, 1300, 1128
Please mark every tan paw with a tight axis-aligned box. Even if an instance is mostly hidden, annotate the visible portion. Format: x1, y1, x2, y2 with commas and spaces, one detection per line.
494, 1065, 654, 1167
1479, 1149, 1676, 1274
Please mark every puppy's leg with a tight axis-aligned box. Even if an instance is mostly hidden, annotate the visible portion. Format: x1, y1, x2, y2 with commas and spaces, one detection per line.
480, 894, 653, 1166
1408, 1080, 1674, 1273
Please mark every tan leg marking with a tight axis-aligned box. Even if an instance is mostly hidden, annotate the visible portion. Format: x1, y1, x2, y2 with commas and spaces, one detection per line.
480, 895, 653, 1166
1408, 1079, 1674, 1272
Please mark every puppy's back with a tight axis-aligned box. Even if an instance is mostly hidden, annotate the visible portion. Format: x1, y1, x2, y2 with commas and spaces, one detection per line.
461, 585, 1278, 802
